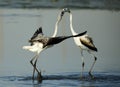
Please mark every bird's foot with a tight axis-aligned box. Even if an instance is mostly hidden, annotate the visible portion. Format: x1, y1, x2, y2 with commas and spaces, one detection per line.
89, 72, 95, 79
32, 76, 34, 80
80, 72, 85, 80
37, 72, 43, 83
80, 76, 85, 80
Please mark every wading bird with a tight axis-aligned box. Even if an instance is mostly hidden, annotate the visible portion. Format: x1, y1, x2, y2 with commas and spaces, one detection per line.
23, 9, 87, 82
23, 10, 65, 82
62, 8, 98, 78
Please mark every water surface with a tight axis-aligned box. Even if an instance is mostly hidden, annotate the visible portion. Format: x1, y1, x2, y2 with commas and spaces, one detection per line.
0, 72, 120, 87
0, 8, 120, 86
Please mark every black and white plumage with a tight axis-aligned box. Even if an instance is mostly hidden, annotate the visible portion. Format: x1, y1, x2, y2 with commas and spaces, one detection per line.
28, 27, 87, 50
62, 8, 98, 78
29, 27, 87, 49
23, 10, 65, 82
23, 13, 87, 83
23, 27, 86, 81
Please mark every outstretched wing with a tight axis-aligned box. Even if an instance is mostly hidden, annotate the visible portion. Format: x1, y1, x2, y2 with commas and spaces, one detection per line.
30, 27, 44, 40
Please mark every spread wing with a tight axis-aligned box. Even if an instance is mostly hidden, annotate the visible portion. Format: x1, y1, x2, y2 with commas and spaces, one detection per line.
29, 27, 44, 45
30, 27, 44, 40
80, 35, 97, 51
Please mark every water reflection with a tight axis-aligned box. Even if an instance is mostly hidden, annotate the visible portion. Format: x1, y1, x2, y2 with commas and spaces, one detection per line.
0, 72, 120, 87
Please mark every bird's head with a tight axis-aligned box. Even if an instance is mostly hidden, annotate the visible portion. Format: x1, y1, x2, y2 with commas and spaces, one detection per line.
62, 8, 71, 13
60, 8, 71, 17
57, 8, 71, 23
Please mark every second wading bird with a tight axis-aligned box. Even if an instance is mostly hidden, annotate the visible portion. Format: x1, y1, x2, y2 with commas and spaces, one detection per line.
23, 9, 65, 82
62, 8, 98, 78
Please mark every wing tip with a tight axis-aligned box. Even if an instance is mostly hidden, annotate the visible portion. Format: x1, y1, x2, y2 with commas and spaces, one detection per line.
77, 31, 87, 36
37, 27, 43, 34
94, 47, 98, 52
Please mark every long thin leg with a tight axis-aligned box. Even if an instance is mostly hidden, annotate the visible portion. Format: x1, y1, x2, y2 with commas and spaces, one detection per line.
88, 51, 97, 78
30, 54, 40, 80
30, 54, 37, 80
80, 49, 85, 78
34, 58, 42, 75
34, 58, 43, 83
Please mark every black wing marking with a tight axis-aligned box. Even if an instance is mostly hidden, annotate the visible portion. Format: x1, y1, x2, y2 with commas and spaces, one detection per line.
31, 27, 44, 40
43, 37, 66, 47
80, 36, 98, 51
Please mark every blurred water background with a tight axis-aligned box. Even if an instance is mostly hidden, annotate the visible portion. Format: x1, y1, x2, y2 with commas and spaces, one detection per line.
0, 0, 120, 87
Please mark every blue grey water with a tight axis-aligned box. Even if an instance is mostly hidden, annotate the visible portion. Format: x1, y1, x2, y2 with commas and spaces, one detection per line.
0, 8, 120, 87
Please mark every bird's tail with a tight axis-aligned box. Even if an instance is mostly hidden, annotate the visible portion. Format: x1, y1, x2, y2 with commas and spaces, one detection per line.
23, 46, 31, 50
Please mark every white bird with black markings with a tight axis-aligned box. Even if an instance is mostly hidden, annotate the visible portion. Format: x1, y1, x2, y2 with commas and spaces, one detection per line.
23, 9, 65, 82
23, 27, 87, 82
62, 8, 98, 78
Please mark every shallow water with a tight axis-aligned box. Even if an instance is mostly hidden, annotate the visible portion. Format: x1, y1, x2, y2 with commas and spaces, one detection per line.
0, 8, 120, 87
0, 72, 120, 87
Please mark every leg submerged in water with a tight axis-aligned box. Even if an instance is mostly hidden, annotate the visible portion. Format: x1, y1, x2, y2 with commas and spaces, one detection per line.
88, 51, 97, 79
37, 72, 43, 83
30, 54, 42, 82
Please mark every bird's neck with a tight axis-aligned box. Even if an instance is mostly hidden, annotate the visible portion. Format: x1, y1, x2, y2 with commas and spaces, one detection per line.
70, 13, 77, 35
52, 14, 61, 37
52, 22, 58, 37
